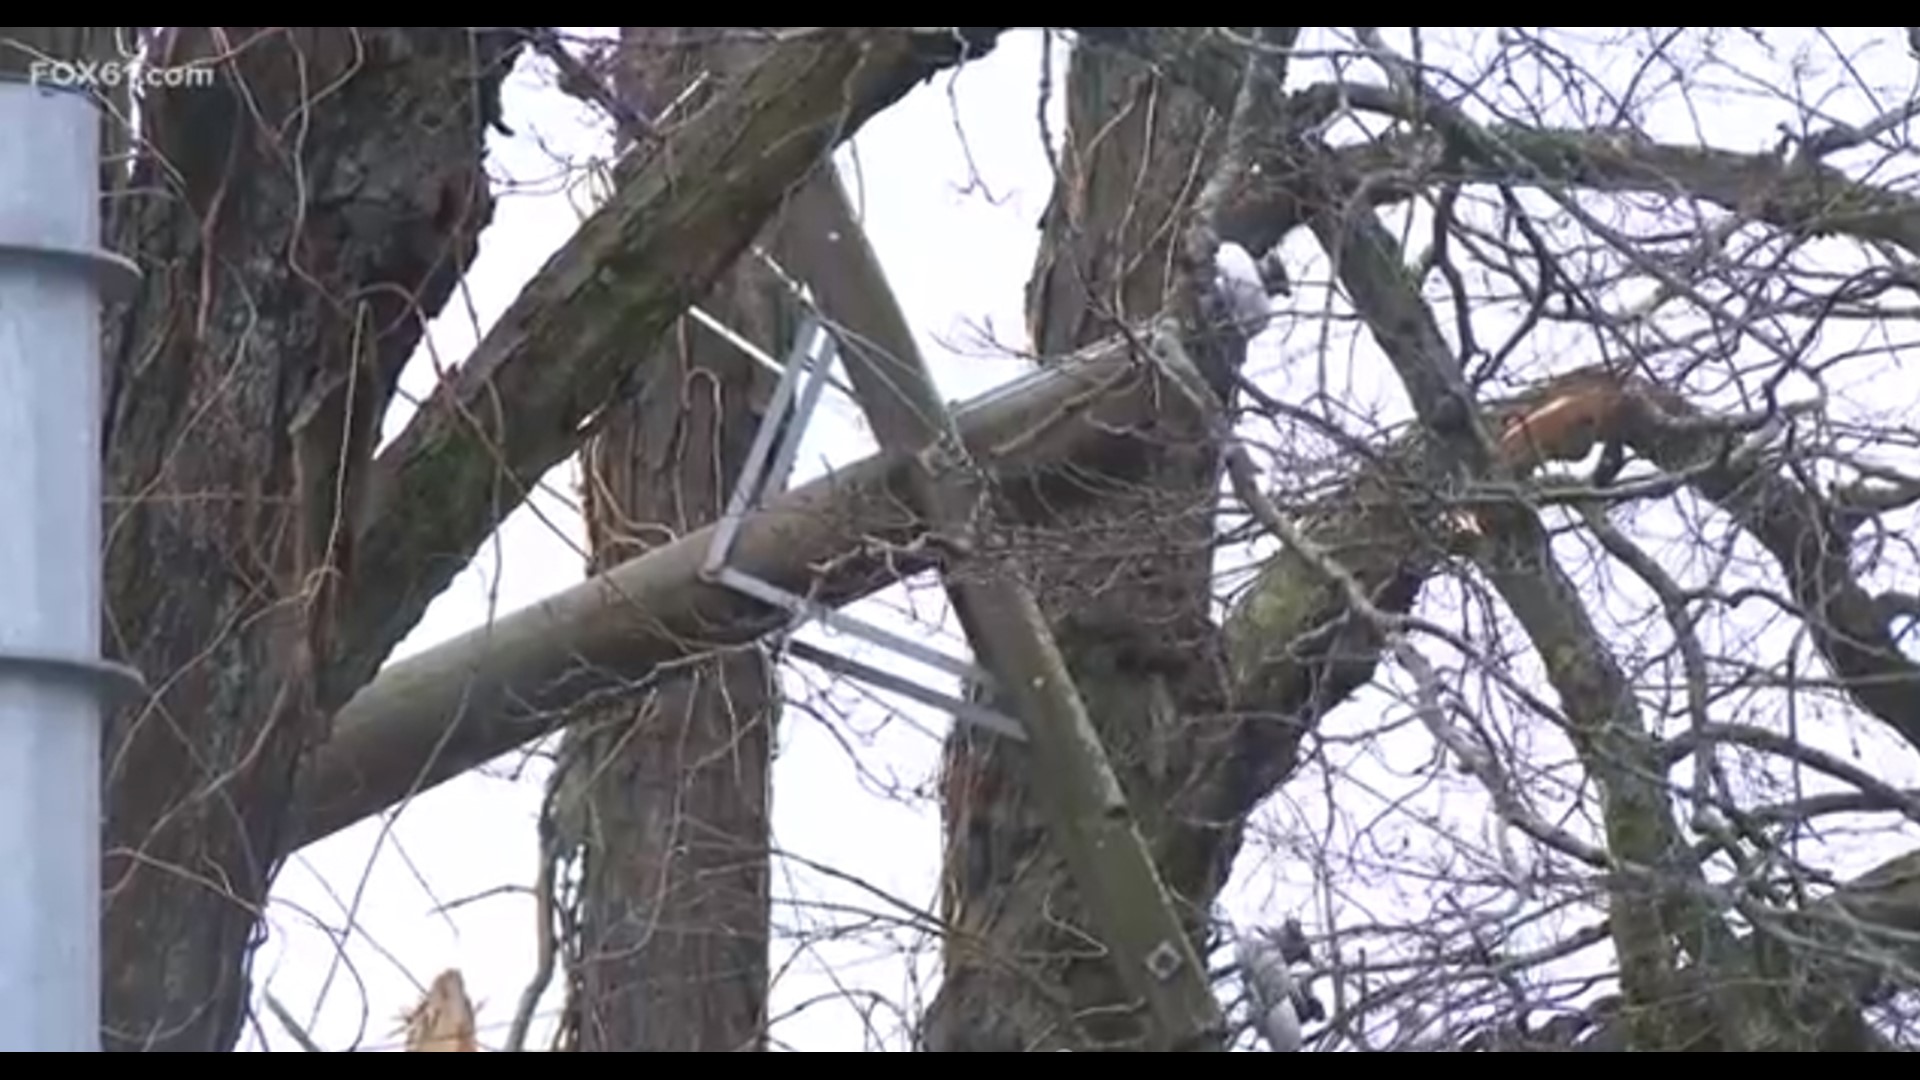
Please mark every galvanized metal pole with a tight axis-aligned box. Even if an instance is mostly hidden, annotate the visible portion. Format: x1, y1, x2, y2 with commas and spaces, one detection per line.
0, 74, 143, 1053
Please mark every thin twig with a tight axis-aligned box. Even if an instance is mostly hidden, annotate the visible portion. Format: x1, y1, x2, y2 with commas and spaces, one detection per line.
505, 790, 564, 1051
264, 990, 325, 1052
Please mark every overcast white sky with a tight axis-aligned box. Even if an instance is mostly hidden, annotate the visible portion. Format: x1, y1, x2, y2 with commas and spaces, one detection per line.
242, 28, 1920, 1051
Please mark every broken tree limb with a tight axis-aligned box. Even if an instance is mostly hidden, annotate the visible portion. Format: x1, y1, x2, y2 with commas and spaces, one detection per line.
783, 168, 1226, 1050
292, 334, 1153, 849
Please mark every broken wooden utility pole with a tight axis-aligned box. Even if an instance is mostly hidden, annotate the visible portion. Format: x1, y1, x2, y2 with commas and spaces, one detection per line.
291, 324, 1160, 848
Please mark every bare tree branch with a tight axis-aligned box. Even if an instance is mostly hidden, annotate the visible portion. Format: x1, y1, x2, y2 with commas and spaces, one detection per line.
1304, 150, 1733, 1048
1611, 382, 1920, 746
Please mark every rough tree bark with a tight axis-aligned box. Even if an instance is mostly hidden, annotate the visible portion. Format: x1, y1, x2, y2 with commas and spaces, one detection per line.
551, 27, 789, 1052
88, 27, 523, 1051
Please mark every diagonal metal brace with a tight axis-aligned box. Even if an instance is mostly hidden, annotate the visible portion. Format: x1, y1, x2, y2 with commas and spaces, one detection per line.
694, 305, 1024, 741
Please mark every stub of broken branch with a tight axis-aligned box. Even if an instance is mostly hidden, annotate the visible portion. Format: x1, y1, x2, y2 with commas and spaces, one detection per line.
1434, 365, 1693, 539
402, 969, 478, 1052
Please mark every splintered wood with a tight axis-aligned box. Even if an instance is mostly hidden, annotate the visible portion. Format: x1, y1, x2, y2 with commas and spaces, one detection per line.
403, 969, 478, 1052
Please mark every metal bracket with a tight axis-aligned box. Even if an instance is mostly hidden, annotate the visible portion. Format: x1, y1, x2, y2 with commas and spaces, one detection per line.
697, 302, 1026, 742
1144, 939, 1187, 982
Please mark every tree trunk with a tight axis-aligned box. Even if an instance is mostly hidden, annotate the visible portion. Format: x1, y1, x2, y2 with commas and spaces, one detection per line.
924, 43, 1235, 1051
552, 28, 787, 1053
91, 27, 521, 1051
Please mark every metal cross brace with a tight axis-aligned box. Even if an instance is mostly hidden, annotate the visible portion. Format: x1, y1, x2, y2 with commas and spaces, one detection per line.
695, 303, 1026, 742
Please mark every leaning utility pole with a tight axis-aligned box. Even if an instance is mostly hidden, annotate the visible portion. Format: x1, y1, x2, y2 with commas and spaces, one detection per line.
0, 72, 142, 1052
